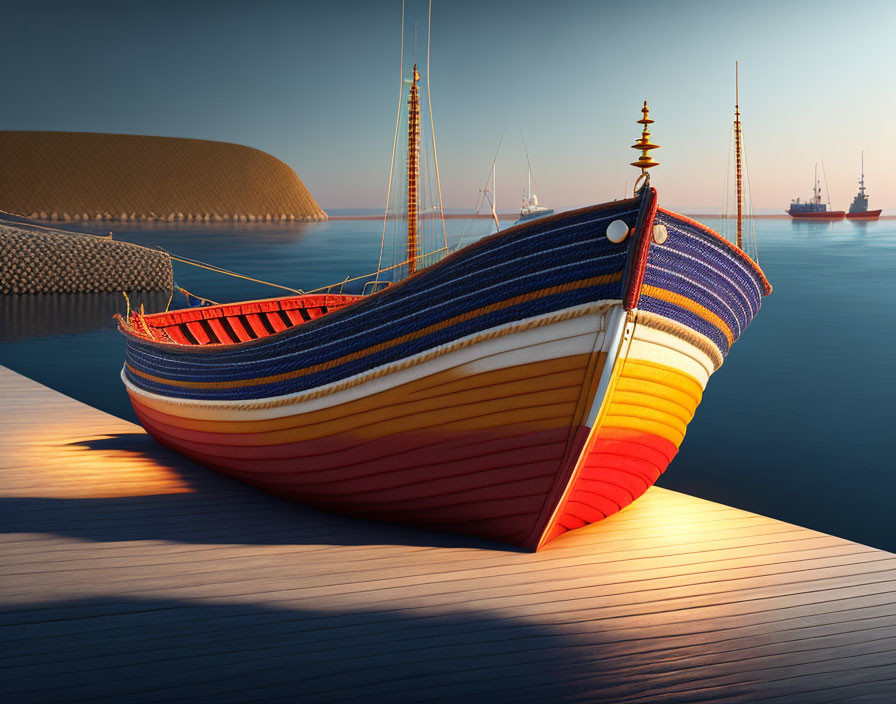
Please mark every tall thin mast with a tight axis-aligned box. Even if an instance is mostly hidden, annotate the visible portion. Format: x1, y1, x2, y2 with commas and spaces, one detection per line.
407, 64, 421, 275
734, 62, 743, 250
491, 163, 499, 231
859, 151, 866, 196
814, 164, 820, 204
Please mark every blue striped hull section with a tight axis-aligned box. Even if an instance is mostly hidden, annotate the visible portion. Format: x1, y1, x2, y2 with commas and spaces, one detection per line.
639, 211, 767, 356
125, 201, 640, 401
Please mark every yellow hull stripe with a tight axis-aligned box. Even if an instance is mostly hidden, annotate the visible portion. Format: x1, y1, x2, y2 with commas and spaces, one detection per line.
600, 355, 704, 448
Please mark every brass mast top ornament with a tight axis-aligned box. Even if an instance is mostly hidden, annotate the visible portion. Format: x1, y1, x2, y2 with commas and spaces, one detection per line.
631, 101, 660, 192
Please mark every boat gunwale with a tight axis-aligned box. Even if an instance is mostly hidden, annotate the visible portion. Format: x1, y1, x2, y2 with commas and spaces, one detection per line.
119, 197, 771, 356
657, 207, 772, 295
119, 197, 643, 353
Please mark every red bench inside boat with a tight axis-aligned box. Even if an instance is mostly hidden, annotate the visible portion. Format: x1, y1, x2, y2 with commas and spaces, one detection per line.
125, 293, 364, 346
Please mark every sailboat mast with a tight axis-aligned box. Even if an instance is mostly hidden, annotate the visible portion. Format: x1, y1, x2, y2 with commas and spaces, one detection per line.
407, 64, 421, 275
814, 164, 820, 204
734, 62, 743, 250
491, 163, 499, 231
859, 150, 866, 196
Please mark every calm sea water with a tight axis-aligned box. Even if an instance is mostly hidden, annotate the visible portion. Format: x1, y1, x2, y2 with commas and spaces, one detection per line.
2, 213, 894, 552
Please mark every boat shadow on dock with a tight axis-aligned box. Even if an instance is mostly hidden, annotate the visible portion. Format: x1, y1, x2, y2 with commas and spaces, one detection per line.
1, 430, 519, 551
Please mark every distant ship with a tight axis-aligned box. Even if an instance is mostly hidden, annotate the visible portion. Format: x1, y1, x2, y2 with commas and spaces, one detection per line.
515, 168, 554, 224
514, 131, 554, 225
787, 164, 845, 220
846, 152, 881, 220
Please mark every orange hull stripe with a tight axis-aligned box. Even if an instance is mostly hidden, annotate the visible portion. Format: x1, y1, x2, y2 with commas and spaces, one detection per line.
134, 387, 581, 447
130, 354, 596, 435
639, 284, 735, 346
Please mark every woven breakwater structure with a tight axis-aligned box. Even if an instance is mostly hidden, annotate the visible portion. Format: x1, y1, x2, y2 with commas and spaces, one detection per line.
0, 131, 327, 223
0, 224, 172, 294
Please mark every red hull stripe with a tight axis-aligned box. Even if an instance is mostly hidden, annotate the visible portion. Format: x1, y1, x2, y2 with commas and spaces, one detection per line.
787, 211, 846, 219
127, 349, 606, 548
137, 406, 586, 544
541, 429, 678, 545
539, 353, 701, 548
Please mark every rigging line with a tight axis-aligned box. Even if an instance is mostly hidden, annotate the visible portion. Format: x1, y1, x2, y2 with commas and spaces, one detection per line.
723, 123, 733, 240
426, 0, 448, 252
0, 209, 306, 295
378, 0, 406, 276
301, 246, 449, 295
176, 285, 219, 306
456, 180, 489, 250
820, 157, 834, 208
517, 123, 542, 203
163, 252, 305, 294
741, 129, 759, 264
455, 127, 506, 252
483, 168, 499, 232
741, 131, 760, 264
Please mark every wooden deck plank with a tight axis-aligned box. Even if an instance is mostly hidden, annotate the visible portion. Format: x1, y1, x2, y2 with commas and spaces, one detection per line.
1, 364, 895, 703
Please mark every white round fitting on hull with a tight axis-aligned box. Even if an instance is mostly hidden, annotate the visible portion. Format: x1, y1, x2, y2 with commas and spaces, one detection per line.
606, 220, 630, 243
652, 224, 668, 244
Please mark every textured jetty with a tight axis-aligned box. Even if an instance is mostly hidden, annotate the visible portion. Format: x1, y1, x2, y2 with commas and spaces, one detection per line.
0, 131, 327, 222
2, 365, 896, 703
0, 222, 172, 294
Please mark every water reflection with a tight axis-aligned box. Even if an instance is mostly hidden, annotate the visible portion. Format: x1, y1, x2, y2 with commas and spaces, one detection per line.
36, 218, 316, 247
0, 291, 171, 341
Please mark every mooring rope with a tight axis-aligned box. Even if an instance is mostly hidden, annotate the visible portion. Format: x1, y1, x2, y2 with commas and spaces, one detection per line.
0, 209, 307, 296
0, 207, 449, 302
157, 250, 305, 294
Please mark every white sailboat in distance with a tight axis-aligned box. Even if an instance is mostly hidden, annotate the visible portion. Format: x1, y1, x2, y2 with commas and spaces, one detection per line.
514, 129, 553, 224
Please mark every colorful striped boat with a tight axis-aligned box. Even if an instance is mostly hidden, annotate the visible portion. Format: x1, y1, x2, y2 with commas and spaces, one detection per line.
119, 101, 770, 550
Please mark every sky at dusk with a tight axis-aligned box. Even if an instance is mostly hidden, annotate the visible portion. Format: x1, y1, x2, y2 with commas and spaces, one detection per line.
2, 0, 894, 212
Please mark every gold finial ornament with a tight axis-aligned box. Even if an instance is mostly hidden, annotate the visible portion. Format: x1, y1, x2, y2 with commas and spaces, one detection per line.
631, 101, 660, 187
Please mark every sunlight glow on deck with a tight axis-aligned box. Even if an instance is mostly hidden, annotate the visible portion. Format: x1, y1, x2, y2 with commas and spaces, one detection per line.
7, 422, 192, 499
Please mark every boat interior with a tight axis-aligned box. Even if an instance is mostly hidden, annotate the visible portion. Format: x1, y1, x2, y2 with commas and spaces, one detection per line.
123, 293, 363, 346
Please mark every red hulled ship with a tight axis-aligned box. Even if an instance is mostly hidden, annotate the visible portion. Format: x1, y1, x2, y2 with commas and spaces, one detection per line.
787, 164, 845, 220
846, 152, 881, 220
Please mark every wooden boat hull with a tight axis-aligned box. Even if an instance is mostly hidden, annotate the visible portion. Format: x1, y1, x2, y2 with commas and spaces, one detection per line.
121, 190, 770, 550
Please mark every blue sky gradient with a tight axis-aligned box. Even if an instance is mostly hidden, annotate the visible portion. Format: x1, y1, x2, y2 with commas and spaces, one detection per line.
3, 0, 893, 212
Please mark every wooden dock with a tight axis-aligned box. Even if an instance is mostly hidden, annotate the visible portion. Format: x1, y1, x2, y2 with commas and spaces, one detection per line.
2, 364, 896, 703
